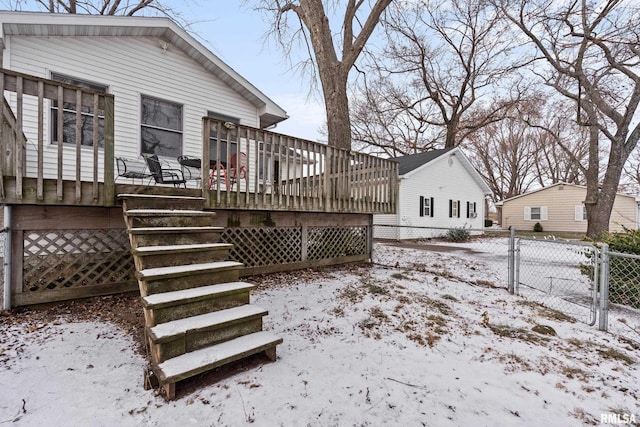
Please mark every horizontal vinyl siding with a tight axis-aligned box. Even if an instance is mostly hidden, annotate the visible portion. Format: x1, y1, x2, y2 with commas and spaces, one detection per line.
395, 153, 485, 239
6, 35, 259, 180
502, 185, 637, 232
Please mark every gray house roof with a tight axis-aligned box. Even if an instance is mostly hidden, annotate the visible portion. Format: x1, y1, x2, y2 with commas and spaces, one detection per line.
393, 147, 456, 175
393, 147, 491, 195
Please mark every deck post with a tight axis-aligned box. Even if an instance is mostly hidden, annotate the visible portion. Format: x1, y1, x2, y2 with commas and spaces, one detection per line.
102, 96, 115, 206
2, 206, 11, 310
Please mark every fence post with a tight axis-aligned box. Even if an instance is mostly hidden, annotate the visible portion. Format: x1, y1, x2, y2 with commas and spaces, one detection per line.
598, 243, 609, 331
508, 227, 515, 294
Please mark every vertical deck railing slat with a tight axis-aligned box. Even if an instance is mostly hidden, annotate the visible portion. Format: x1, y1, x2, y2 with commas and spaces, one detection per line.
15, 76, 24, 200
92, 94, 99, 202
75, 89, 82, 202
36, 81, 44, 201
102, 95, 115, 206
0, 72, 5, 200
56, 85, 64, 201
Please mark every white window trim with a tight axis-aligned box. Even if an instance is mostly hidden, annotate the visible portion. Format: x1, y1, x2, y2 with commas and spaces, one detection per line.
524, 206, 548, 221
141, 95, 183, 158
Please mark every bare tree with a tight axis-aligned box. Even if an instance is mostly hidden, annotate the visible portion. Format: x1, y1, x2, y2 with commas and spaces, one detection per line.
350, 75, 440, 156
253, 0, 392, 150
496, 0, 640, 237
353, 0, 520, 152
466, 109, 540, 203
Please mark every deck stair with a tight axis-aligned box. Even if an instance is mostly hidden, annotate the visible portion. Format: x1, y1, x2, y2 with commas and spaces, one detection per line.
119, 193, 282, 399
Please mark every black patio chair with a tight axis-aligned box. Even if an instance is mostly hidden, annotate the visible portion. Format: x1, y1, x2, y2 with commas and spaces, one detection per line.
115, 157, 153, 184
143, 153, 187, 188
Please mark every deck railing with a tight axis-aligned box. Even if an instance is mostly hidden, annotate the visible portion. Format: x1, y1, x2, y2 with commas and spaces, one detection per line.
0, 69, 396, 214
0, 68, 115, 206
201, 118, 398, 214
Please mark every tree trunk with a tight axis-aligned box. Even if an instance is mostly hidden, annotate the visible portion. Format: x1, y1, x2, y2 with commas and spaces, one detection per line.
322, 76, 352, 151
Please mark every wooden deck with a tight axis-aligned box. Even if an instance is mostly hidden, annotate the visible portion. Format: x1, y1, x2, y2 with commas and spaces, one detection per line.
0, 68, 398, 214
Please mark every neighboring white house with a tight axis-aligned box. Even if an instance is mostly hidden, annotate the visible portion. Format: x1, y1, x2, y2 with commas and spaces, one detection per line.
373, 147, 492, 240
0, 11, 289, 184
499, 182, 638, 233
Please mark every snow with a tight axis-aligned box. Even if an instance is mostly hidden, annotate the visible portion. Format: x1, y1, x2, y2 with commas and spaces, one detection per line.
1, 242, 639, 426
143, 282, 254, 307
150, 306, 267, 341
138, 261, 243, 279
135, 243, 232, 254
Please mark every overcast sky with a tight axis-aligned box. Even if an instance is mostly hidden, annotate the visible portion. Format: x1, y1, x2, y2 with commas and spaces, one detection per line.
176, 1, 327, 142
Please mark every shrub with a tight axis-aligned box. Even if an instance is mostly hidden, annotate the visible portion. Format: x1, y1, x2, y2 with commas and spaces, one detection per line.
533, 222, 543, 232
484, 219, 493, 227
447, 227, 470, 242
581, 226, 640, 309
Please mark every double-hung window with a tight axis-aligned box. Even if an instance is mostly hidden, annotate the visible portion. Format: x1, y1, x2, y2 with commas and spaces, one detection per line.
525, 206, 547, 221
419, 196, 434, 217
141, 95, 183, 157
449, 200, 460, 218
51, 73, 107, 147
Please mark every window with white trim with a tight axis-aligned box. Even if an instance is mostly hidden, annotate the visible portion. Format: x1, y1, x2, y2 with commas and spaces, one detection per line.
420, 196, 434, 217
208, 111, 239, 164
141, 95, 183, 157
449, 199, 460, 218
524, 206, 547, 221
51, 73, 107, 147
575, 205, 587, 221
466, 201, 477, 218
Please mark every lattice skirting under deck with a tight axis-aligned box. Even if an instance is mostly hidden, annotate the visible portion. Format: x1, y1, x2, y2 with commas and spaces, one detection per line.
14, 225, 370, 305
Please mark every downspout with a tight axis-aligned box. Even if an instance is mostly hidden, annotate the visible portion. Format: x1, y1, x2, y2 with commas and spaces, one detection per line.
3, 205, 11, 310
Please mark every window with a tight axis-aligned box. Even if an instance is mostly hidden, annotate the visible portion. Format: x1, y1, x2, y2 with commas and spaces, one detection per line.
466, 202, 477, 218
575, 205, 588, 221
530, 207, 541, 220
449, 200, 460, 218
419, 196, 434, 217
141, 96, 183, 157
51, 73, 107, 147
208, 111, 239, 164
524, 206, 547, 221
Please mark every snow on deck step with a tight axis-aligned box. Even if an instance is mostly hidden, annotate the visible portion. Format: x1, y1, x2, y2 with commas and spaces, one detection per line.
149, 305, 268, 342
157, 331, 283, 383
129, 226, 224, 234
134, 243, 233, 255
142, 282, 255, 309
137, 261, 243, 281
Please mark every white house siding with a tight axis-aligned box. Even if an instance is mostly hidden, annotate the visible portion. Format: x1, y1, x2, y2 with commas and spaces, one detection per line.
374, 152, 486, 240
4, 35, 259, 181
501, 184, 637, 233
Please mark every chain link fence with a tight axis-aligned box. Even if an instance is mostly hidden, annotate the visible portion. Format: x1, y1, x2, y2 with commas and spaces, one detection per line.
372, 225, 639, 345
514, 238, 598, 325
600, 249, 640, 343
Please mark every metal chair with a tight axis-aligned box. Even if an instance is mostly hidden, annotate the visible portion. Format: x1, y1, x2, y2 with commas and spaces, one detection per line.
143, 153, 187, 187
229, 152, 248, 189
115, 157, 152, 184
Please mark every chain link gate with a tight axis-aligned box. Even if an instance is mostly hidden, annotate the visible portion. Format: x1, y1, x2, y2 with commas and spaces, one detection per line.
513, 238, 599, 325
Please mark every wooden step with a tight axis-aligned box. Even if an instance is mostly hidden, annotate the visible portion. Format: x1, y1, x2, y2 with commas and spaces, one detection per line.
156, 331, 283, 399
148, 305, 268, 362
142, 282, 255, 325
129, 226, 224, 246
133, 243, 233, 269
136, 261, 243, 296
125, 209, 217, 228
119, 194, 205, 211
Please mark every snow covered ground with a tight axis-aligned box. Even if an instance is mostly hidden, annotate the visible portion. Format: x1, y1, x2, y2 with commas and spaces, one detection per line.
1, 242, 638, 426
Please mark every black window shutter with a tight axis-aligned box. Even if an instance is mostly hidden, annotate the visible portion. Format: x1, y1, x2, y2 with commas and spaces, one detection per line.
430, 197, 434, 217
419, 196, 424, 217
449, 200, 452, 217
457, 200, 461, 218
466, 202, 470, 218
474, 202, 477, 215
